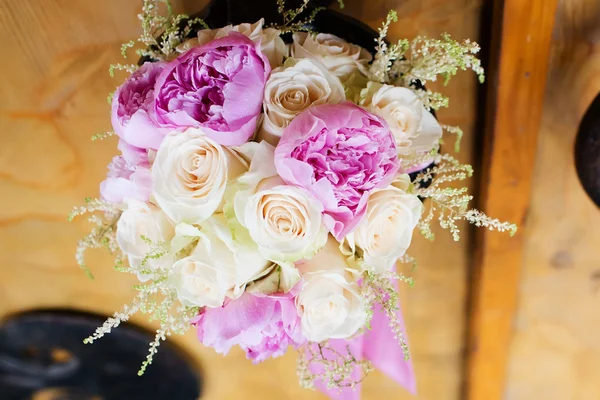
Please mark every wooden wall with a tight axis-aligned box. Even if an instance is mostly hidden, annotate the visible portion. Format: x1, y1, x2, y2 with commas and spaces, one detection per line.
504, 0, 600, 398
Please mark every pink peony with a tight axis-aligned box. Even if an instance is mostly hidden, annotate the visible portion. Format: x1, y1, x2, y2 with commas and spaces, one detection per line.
196, 293, 305, 364
111, 61, 168, 151
274, 102, 400, 240
154, 33, 271, 146
100, 140, 152, 204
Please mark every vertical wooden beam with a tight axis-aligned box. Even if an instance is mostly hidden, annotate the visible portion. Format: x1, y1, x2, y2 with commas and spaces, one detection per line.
467, 0, 558, 399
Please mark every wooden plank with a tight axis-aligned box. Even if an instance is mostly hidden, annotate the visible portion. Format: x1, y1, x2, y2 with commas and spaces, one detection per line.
466, 0, 559, 399
503, 0, 600, 398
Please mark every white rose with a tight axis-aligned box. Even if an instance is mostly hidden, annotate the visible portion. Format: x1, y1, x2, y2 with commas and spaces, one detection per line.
296, 271, 366, 342
351, 174, 422, 272
170, 215, 270, 307
229, 141, 328, 262
290, 32, 372, 82
178, 19, 287, 68
170, 254, 233, 308
152, 128, 247, 225
116, 200, 175, 281
361, 82, 442, 156
242, 182, 328, 262
257, 58, 345, 145
295, 236, 367, 342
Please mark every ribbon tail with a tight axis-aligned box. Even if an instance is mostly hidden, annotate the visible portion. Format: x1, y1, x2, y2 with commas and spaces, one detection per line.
363, 297, 417, 395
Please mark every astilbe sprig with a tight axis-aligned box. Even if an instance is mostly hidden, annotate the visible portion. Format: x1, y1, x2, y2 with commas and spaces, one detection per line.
70, 199, 199, 373
392, 34, 485, 87
362, 271, 412, 360
440, 124, 464, 152
368, 11, 484, 111
84, 292, 147, 345
111, 0, 209, 73
68, 198, 122, 279
411, 88, 450, 112
398, 253, 418, 272
81, 240, 199, 375
413, 154, 517, 241
137, 296, 199, 376
297, 342, 373, 391
274, 0, 324, 33
367, 11, 409, 84
273, 0, 345, 33
91, 131, 116, 141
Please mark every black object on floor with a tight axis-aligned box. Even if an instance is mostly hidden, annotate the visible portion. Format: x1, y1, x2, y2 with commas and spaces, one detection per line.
575, 93, 600, 208
0, 310, 201, 400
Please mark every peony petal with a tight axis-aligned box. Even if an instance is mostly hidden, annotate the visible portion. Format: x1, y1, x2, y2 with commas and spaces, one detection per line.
154, 33, 270, 146
118, 140, 148, 168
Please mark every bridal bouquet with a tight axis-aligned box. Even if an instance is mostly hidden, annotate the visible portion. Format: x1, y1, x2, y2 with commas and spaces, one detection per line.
70, 0, 515, 397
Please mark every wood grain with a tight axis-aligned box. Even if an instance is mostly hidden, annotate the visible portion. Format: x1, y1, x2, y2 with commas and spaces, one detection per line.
466, 0, 559, 399
503, 0, 600, 398
0, 1, 483, 399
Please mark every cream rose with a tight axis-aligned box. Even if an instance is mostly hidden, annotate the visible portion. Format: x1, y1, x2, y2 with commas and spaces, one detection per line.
257, 58, 345, 145
152, 128, 247, 225
352, 174, 422, 272
242, 182, 328, 262
296, 236, 367, 342
178, 19, 287, 68
361, 82, 442, 156
170, 255, 233, 308
290, 32, 372, 82
296, 271, 366, 342
116, 200, 175, 280
231, 141, 328, 262
169, 215, 271, 307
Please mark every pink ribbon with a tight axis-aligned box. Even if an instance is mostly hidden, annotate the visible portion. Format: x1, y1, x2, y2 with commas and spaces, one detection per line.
308, 299, 416, 399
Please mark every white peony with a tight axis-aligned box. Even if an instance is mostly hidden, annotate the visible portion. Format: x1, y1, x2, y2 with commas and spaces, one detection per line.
152, 128, 247, 225
169, 215, 271, 308
178, 19, 287, 68
351, 174, 422, 272
231, 141, 328, 262
295, 236, 367, 342
257, 58, 345, 144
290, 32, 372, 82
116, 200, 175, 281
361, 82, 442, 156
